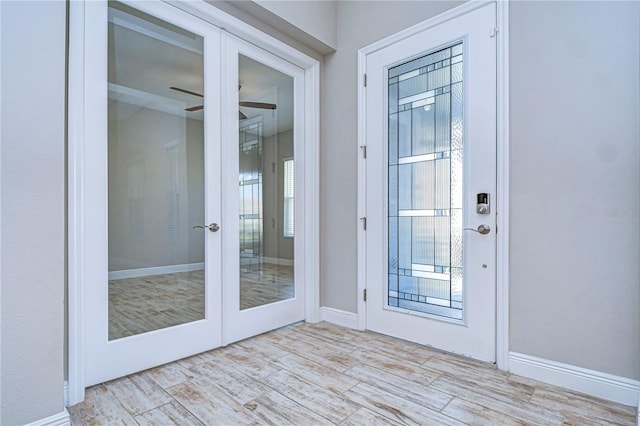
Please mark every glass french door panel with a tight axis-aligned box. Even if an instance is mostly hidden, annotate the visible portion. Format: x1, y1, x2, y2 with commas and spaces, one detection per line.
107, 2, 205, 340
238, 55, 295, 310
387, 42, 463, 320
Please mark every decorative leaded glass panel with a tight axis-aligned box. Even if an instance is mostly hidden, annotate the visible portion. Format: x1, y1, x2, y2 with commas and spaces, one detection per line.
387, 42, 463, 319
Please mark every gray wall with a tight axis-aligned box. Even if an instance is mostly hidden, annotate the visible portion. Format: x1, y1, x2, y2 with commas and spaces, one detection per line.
253, 0, 337, 50
321, 1, 464, 312
509, 1, 640, 379
318, 0, 639, 380
0, 1, 67, 424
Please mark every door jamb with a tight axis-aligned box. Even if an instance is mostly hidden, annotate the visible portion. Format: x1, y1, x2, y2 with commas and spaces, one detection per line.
68, 0, 320, 406
356, 0, 510, 370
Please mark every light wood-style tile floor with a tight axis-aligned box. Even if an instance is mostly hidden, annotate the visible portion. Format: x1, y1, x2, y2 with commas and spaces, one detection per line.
109, 264, 294, 340
239, 263, 294, 310
69, 322, 637, 425
109, 270, 206, 340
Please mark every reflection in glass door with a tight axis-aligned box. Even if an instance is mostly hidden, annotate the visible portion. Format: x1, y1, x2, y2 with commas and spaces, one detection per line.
239, 118, 264, 281
238, 55, 295, 311
107, 1, 206, 340
222, 37, 305, 344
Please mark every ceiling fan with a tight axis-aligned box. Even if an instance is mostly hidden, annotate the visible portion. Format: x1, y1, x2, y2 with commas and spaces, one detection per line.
169, 86, 276, 120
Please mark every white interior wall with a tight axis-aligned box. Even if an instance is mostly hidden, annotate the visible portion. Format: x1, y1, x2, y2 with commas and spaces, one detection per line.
0, 1, 67, 424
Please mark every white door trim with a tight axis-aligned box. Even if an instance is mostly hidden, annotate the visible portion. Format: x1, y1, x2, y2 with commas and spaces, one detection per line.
67, 0, 86, 406
356, 0, 509, 369
68, 0, 320, 406
495, 0, 510, 371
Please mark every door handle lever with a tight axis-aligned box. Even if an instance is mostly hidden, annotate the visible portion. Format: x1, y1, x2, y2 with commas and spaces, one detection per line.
464, 224, 490, 235
192, 223, 220, 232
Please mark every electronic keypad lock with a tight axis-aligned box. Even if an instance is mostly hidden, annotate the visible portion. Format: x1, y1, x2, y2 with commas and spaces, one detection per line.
476, 193, 490, 214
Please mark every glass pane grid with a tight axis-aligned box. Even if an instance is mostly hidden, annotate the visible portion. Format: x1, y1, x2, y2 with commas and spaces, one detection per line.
387, 42, 463, 320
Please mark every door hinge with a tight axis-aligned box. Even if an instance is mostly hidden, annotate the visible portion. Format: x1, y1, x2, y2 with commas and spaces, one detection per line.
363, 289, 367, 302
363, 73, 367, 87
360, 145, 367, 159
360, 216, 367, 230
490, 26, 499, 38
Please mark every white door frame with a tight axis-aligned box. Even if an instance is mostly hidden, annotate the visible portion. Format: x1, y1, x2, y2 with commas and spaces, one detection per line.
356, 0, 509, 369
68, 0, 320, 406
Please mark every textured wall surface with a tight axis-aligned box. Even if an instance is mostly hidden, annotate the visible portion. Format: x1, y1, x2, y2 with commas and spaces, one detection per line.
509, 0, 640, 379
0, 1, 67, 423
254, 0, 337, 49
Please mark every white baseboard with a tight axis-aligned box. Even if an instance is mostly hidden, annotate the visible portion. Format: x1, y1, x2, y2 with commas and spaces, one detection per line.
26, 409, 70, 426
108, 262, 204, 280
263, 257, 294, 266
319, 307, 359, 330
239, 257, 294, 267
509, 352, 639, 407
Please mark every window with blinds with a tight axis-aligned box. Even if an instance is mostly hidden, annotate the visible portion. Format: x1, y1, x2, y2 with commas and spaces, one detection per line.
283, 158, 294, 238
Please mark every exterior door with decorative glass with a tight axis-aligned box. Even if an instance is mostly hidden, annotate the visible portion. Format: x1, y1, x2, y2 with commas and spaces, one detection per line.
364, 2, 497, 362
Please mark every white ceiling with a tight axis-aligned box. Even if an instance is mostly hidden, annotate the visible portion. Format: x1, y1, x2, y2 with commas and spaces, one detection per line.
108, 2, 294, 137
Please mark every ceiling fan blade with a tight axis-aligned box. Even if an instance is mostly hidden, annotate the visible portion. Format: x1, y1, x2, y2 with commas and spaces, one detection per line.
239, 111, 248, 120
170, 86, 204, 98
185, 105, 204, 112
239, 101, 277, 110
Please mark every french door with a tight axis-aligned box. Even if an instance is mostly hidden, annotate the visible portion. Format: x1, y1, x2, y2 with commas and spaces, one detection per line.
81, 0, 223, 386
221, 35, 306, 344
76, 0, 306, 388
363, 3, 497, 362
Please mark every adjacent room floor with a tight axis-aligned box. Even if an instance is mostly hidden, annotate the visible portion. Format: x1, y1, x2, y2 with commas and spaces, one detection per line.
70, 322, 636, 425
109, 264, 294, 340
